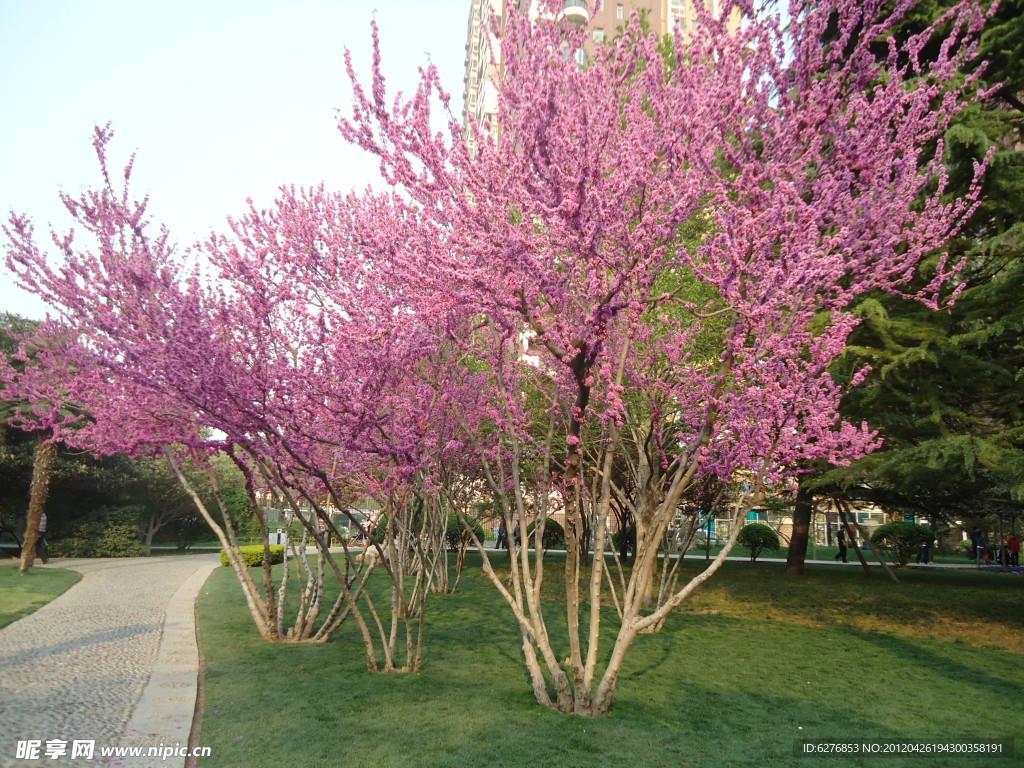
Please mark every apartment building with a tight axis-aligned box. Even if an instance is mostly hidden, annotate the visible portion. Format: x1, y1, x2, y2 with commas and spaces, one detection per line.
462, 0, 733, 137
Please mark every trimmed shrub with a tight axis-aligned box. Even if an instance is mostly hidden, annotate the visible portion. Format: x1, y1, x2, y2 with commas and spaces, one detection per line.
737, 523, 780, 562
446, 513, 485, 550
93, 510, 146, 558
526, 518, 565, 549
48, 536, 94, 559
870, 521, 934, 566
220, 544, 285, 567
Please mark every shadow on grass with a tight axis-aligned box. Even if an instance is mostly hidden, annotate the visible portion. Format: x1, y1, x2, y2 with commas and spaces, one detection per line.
840, 624, 1011, 693
197, 559, 1024, 768
620, 624, 678, 683
681, 561, 1024, 653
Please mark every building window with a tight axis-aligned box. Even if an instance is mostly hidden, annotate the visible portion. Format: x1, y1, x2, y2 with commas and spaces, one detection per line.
616, 4, 623, 19
593, 28, 605, 43
575, 47, 588, 66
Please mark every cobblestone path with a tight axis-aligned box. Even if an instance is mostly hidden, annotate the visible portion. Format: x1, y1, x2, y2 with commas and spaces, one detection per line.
0, 556, 218, 767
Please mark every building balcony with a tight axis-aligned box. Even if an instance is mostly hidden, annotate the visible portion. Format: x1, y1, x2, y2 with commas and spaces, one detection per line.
562, 0, 590, 24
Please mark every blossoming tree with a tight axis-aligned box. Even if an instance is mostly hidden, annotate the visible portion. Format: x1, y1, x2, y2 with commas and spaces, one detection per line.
3, 0, 992, 715
2, 130, 466, 670
338, 0, 990, 713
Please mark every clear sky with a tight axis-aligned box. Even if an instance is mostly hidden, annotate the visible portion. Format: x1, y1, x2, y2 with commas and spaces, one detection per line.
0, 0, 470, 319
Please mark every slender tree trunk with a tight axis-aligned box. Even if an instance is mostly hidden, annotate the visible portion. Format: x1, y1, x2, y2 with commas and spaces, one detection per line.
836, 500, 899, 584
786, 483, 813, 576
838, 504, 871, 574
165, 450, 276, 640
634, 489, 662, 608
143, 512, 160, 556
19, 440, 56, 574
579, 500, 591, 567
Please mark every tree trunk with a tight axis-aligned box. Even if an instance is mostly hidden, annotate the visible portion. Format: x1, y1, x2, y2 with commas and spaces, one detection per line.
19, 439, 56, 574
838, 503, 871, 574
143, 512, 160, 556
165, 450, 276, 640
579, 499, 591, 567
785, 483, 813, 576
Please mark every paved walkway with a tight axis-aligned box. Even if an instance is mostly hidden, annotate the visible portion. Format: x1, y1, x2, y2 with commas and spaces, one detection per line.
0, 555, 219, 768
684, 553, 983, 569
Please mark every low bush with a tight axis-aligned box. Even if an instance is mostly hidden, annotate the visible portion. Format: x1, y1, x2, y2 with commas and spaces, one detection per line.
221, 545, 285, 567
525, 518, 565, 549
446, 514, 485, 550
870, 521, 934, 566
49, 507, 146, 558
737, 523, 780, 562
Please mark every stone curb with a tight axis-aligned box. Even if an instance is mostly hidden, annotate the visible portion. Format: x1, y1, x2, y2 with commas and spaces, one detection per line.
114, 560, 218, 768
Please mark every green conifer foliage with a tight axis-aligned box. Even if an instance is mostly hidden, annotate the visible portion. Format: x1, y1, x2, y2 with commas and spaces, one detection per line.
825, 0, 1024, 523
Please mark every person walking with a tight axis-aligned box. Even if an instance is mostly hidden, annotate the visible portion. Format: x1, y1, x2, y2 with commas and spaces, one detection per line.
1006, 533, 1020, 568
970, 527, 986, 566
916, 537, 931, 564
834, 527, 848, 563
35, 512, 48, 564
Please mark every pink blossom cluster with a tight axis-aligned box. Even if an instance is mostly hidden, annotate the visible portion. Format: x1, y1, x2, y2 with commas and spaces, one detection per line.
2, 0, 990, 511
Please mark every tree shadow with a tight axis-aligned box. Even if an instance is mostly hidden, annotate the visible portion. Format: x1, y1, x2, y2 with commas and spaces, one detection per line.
0, 622, 162, 670
839, 625, 1013, 694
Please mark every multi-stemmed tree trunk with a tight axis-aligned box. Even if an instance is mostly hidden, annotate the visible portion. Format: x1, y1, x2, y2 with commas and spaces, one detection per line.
465, 393, 766, 715
2, 0, 992, 719
337, 0, 990, 714
165, 446, 437, 670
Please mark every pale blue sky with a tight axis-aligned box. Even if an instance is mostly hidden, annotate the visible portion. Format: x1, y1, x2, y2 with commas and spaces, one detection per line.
0, 0, 470, 319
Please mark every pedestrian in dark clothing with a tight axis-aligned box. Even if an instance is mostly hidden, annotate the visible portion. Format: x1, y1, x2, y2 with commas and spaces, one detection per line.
916, 539, 931, 564
969, 527, 986, 566
35, 512, 49, 564
835, 527, 848, 563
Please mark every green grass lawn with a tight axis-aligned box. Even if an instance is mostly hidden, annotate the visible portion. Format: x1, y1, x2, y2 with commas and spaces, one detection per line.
0, 564, 81, 628
196, 555, 1023, 768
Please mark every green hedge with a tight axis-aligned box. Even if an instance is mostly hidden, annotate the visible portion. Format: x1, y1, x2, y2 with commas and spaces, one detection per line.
737, 523, 780, 562
446, 514, 486, 550
49, 506, 146, 558
220, 545, 285, 567
526, 518, 566, 549
870, 521, 933, 566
